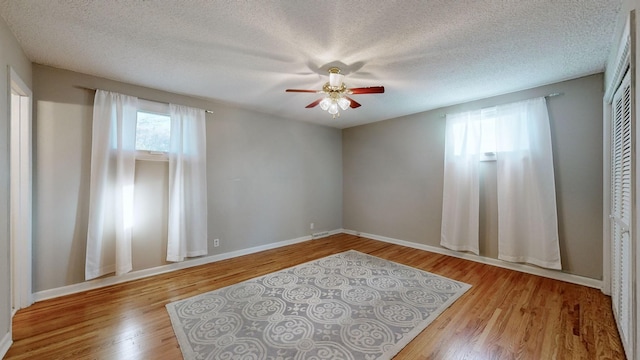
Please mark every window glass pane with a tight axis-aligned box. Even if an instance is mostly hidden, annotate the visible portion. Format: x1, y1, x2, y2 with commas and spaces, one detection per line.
450, 111, 495, 157
136, 111, 170, 152
448, 101, 536, 159
479, 113, 496, 154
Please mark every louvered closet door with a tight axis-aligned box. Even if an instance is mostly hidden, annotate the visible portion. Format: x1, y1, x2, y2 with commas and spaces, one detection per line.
611, 70, 634, 358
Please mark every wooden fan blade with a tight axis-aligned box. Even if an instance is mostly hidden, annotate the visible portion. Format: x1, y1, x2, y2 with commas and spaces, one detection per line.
349, 86, 385, 94
305, 98, 323, 108
345, 96, 361, 108
286, 89, 321, 93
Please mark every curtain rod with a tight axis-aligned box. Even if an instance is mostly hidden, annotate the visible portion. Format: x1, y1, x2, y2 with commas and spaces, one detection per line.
478, 92, 564, 107
75, 86, 214, 114
440, 92, 564, 118
480, 92, 564, 109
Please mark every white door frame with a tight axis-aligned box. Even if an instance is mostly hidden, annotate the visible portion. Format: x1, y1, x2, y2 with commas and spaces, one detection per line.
9, 66, 33, 312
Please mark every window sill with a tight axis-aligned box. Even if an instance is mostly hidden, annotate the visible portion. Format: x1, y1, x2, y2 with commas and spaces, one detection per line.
136, 151, 168, 162
480, 152, 496, 162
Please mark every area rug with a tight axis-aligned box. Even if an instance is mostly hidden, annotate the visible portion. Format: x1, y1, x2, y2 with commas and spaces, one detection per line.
166, 250, 471, 360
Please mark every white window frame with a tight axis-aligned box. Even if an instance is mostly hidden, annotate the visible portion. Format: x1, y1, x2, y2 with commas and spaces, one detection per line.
136, 99, 170, 162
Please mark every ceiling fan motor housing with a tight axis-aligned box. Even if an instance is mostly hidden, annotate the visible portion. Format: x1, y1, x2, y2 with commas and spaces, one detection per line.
328, 67, 345, 88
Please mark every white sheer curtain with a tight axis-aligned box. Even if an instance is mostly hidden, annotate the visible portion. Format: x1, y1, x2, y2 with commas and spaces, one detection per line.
86, 90, 138, 280
495, 98, 561, 269
441, 111, 484, 254
441, 97, 561, 269
166, 104, 208, 262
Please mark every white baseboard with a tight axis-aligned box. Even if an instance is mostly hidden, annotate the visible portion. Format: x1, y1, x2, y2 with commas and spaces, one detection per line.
33, 230, 340, 302
343, 229, 602, 289
0, 330, 12, 359
32, 227, 598, 302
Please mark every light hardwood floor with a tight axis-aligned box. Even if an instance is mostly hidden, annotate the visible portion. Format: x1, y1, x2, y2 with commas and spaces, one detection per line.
6, 234, 625, 359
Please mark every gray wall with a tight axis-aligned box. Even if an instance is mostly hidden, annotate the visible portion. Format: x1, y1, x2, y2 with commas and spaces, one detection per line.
28, 67, 606, 290
0, 16, 32, 351
32, 65, 343, 292
343, 74, 604, 279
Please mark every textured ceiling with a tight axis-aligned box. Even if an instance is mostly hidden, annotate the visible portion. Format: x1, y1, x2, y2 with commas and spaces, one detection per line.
0, 0, 622, 128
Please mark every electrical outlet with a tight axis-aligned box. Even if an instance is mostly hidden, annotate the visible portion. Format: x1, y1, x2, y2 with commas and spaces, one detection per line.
213, 238, 220, 247
310, 223, 314, 230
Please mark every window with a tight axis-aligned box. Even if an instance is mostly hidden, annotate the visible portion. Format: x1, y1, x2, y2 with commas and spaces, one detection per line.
136, 100, 170, 161
448, 108, 497, 161
442, 97, 561, 269
448, 106, 531, 161
136, 111, 170, 152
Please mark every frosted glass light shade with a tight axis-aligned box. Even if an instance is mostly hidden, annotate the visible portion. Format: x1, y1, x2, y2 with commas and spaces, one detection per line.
328, 103, 339, 115
337, 97, 350, 110
319, 98, 331, 110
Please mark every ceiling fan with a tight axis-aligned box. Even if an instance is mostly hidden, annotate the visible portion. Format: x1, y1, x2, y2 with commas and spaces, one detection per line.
286, 67, 385, 118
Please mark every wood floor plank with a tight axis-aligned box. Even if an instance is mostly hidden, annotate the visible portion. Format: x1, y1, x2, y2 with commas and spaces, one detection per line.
5, 234, 625, 359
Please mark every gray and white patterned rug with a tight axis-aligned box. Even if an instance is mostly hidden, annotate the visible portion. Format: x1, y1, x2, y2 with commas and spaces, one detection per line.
166, 250, 471, 360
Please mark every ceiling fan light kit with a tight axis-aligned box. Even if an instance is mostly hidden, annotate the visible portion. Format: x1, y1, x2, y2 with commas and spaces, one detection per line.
286, 67, 385, 119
